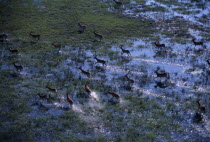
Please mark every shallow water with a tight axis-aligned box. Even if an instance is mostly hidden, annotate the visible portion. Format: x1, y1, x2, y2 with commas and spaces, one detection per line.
64, 36, 210, 139
110, 0, 210, 28
2, 31, 210, 142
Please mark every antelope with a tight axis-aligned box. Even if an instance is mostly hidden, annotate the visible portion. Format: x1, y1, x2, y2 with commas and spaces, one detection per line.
192, 39, 203, 47
78, 67, 91, 78
120, 45, 131, 56
9, 48, 19, 54
108, 91, 120, 99
13, 63, 23, 71
93, 32, 103, 41
113, 0, 123, 6
85, 83, 92, 93
94, 56, 106, 66
154, 41, 166, 49
52, 43, 61, 50
38, 93, 47, 99
29, 32, 40, 40
46, 85, 57, 93
154, 69, 170, 79
154, 81, 167, 88
196, 99, 206, 113
78, 23, 87, 32
66, 93, 74, 105
124, 72, 134, 84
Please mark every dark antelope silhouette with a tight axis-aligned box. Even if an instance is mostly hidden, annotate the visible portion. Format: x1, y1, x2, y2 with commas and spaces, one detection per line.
78, 67, 91, 78
52, 43, 61, 50
38, 93, 47, 99
113, 0, 122, 6
66, 93, 74, 105
29, 32, 40, 40
13, 63, 23, 71
196, 99, 206, 113
93, 32, 103, 41
154, 41, 166, 48
78, 23, 87, 32
192, 39, 203, 47
85, 83, 92, 93
120, 45, 131, 56
9, 48, 19, 54
94, 56, 106, 66
46, 85, 57, 93
124, 72, 134, 84
154, 69, 170, 79
107, 91, 120, 99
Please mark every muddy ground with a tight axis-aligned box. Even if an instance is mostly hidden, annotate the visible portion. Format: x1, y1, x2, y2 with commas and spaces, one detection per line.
0, 0, 210, 141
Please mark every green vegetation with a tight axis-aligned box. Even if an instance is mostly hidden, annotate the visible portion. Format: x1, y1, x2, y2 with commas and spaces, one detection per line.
0, 0, 156, 45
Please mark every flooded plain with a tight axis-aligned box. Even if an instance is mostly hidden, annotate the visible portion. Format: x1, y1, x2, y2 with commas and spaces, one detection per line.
0, 0, 210, 141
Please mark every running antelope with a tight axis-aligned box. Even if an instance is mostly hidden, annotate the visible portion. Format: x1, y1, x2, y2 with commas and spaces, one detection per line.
154, 41, 166, 48
192, 39, 203, 47
38, 93, 47, 99
78, 67, 91, 78
78, 23, 87, 32
154, 69, 170, 79
9, 48, 19, 54
94, 56, 106, 66
46, 85, 57, 93
29, 32, 40, 40
196, 99, 206, 113
108, 91, 120, 99
85, 83, 92, 93
113, 0, 123, 6
52, 43, 61, 50
66, 93, 74, 105
13, 63, 23, 71
124, 72, 134, 84
120, 45, 131, 56
93, 32, 103, 41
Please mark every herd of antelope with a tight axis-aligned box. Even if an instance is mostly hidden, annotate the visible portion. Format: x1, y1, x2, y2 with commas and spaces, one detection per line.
0, 0, 207, 115
153, 39, 207, 122
1, 30, 207, 114
0, 20, 131, 108
37, 82, 120, 106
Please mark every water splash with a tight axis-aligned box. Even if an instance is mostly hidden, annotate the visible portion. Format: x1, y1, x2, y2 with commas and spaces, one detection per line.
90, 91, 100, 101
72, 104, 84, 113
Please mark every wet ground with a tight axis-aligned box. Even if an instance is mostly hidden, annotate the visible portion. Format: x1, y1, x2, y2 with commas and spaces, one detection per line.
0, 0, 210, 141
